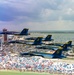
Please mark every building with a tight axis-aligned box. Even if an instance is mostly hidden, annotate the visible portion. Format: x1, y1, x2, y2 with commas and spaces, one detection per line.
3, 28, 7, 42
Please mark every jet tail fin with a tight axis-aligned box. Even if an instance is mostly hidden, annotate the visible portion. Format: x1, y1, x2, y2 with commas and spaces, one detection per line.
53, 47, 63, 58
61, 44, 67, 50
66, 41, 72, 47
44, 35, 53, 41
33, 37, 43, 45
20, 28, 29, 35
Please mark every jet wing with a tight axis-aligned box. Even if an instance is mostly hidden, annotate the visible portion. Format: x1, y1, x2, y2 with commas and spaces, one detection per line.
0, 31, 19, 34
0, 28, 30, 35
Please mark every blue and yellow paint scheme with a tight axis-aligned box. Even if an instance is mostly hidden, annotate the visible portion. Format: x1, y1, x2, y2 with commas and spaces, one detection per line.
0, 28, 30, 35
20, 47, 64, 58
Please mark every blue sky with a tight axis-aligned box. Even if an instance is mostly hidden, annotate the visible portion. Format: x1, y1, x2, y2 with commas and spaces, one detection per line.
0, 0, 74, 31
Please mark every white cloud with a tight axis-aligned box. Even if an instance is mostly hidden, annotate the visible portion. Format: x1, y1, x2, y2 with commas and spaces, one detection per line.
0, 0, 74, 31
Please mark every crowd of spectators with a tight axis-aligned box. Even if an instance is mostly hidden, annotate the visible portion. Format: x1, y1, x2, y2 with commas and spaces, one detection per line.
0, 44, 74, 75
0, 54, 74, 75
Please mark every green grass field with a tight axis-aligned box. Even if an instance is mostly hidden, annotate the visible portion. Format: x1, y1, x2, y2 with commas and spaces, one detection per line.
0, 70, 63, 75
